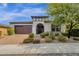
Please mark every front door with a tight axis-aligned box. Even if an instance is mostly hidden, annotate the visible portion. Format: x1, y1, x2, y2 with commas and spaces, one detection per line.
36, 23, 44, 34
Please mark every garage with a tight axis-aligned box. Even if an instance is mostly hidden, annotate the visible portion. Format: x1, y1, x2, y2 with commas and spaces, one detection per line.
15, 25, 32, 34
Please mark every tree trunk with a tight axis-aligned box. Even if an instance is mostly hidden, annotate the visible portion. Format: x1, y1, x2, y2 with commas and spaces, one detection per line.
68, 22, 73, 38
68, 30, 71, 38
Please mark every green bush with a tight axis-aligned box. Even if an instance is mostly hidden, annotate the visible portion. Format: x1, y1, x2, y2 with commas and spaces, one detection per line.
57, 35, 67, 42
7, 28, 13, 35
33, 39, 40, 44
23, 37, 33, 43
55, 33, 60, 36
48, 33, 55, 40
40, 32, 46, 38
48, 35, 55, 40
45, 32, 49, 36
23, 33, 34, 43
61, 33, 68, 36
29, 33, 34, 38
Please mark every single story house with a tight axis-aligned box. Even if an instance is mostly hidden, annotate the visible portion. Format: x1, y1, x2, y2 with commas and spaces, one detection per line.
0, 24, 8, 36
10, 16, 66, 35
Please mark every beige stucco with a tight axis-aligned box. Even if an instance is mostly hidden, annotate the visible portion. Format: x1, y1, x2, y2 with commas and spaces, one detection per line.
0, 28, 8, 37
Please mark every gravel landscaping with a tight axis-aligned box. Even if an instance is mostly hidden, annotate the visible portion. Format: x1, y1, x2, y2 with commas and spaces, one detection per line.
0, 34, 28, 44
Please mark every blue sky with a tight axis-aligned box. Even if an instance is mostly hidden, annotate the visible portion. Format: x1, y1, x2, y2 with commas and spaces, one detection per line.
0, 3, 48, 25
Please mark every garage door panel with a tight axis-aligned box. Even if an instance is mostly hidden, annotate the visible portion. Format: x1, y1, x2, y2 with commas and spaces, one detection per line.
15, 25, 32, 34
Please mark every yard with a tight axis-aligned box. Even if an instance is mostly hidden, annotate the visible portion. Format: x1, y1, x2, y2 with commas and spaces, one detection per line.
0, 34, 28, 44
0, 33, 79, 44
0, 34, 79, 55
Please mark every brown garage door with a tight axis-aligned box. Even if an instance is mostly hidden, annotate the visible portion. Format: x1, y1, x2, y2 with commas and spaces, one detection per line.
15, 25, 32, 34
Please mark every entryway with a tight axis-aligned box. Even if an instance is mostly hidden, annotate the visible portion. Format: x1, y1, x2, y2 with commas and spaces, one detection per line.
36, 23, 44, 34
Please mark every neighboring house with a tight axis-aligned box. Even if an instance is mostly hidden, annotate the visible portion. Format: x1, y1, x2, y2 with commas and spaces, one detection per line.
10, 16, 66, 35
0, 24, 8, 36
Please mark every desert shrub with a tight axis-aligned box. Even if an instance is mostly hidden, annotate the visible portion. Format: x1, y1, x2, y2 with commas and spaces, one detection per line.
48, 34, 55, 40
29, 33, 34, 38
7, 28, 13, 35
73, 37, 79, 41
40, 32, 46, 38
45, 32, 49, 36
55, 33, 60, 36
61, 33, 68, 36
23, 33, 34, 43
33, 39, 40, 44
23, 37, 33, 43
48, 33, 55, 40
57, 35, 67, 42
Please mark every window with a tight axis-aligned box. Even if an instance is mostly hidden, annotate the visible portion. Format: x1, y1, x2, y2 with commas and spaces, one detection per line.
51, 25, 61, 32
35, 18, 37, 21
51, 25, 55, 31
56, 26, 61, 31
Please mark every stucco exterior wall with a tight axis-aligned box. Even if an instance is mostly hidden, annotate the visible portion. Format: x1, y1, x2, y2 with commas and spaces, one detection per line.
0, 28, 8, 36
32, 17, 51, 35
32, 21, 45, 35
61, 24, 66, 33
44, 23, 51, 32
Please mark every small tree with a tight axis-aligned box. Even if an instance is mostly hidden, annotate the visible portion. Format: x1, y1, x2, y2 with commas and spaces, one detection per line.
48, 3, 79, 38
7, 28, 13, 35
0, 31, 1, 37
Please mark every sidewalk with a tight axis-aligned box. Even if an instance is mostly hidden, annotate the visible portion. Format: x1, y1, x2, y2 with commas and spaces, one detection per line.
0, 43, 79, 55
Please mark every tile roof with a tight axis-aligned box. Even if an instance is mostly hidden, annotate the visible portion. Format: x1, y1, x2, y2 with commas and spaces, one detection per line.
0, 24, 10, 28
10, 21, 33, 24
31, 16, 49, 18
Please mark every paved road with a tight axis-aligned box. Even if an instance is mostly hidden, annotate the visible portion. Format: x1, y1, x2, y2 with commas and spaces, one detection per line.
0, 35, 28, 44
0, 43, 79, 55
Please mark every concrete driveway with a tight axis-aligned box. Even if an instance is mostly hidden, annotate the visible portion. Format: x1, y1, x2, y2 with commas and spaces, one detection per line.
0, 34, 28, 44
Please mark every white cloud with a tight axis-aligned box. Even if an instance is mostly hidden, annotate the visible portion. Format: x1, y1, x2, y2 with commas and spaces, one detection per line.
0, 7, 46, 21
2, 3, 7, 7
21, 8, 46, 14
0, 12, 29, 21
0, 4, 47, 24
